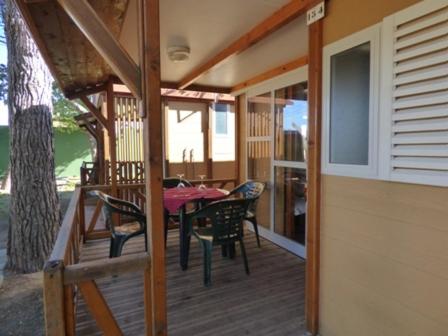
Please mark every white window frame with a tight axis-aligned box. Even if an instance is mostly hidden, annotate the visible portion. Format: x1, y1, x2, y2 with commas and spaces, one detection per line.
322, 24, 381, 179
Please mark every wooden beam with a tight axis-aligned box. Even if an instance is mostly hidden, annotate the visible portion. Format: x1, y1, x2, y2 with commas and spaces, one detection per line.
162, 96, 234, 105
178, 0, 311, 89
56, 0, 141, 98
64, 253, 150, 284
161, 82, 232, 94
79, 119, 98, 141
78, 280, 122, 335
65, 83, 108, 100
232, 55, 308, 92
139, 0, 167, 335
79, 96, 109, 131
305, 18, 323, 336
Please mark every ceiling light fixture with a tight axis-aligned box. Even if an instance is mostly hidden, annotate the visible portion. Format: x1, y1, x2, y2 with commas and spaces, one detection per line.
167, 46, 190, 63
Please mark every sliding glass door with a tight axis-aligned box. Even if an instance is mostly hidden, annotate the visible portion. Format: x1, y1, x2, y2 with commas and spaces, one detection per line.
246, 68, 308, 258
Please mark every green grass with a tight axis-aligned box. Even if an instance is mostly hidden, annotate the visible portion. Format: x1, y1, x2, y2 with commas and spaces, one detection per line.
0, 126, 92, 180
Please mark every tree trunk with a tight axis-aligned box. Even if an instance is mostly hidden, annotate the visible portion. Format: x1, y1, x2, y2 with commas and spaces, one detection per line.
4, 0, 60, 273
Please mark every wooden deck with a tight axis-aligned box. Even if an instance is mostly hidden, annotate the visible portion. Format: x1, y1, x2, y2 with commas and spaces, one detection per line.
76, 228, 306, 335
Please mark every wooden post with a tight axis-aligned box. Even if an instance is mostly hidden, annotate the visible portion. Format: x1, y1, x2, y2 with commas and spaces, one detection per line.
138, 0, 167, 335
78, 188, 86, 243
203, 103, 212, 179
43, 260, 66, 336
234, 96, 241, 185
305, 18, 323, 336
107, 79, 118, 196
96, 122, 106, 184
144, 256, 153, 336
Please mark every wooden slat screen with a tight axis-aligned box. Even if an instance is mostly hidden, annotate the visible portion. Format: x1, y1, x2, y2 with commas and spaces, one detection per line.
115, 95, 144, 162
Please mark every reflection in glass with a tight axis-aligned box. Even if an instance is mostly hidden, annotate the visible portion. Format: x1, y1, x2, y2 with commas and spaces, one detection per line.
274, 167, 306, 245
247, 141, 271, 229
248, 92, 271, 137
274, 82, 308, 162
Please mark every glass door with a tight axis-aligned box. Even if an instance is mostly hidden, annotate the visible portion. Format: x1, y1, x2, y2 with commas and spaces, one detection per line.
246, 70, 308, 258
273, 82, 308, 252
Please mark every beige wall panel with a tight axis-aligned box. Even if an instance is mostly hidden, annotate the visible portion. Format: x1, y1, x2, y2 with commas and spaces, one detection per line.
323, 0, 421, 45
320, 175, 448, 336
320, 241, 448, 336
322, 205, 448, 279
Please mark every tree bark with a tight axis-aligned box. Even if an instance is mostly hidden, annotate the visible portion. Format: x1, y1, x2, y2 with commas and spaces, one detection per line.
4, 0, 60, 273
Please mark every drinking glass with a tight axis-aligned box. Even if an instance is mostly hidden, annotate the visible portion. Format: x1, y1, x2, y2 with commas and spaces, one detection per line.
177, 173, 186, 188
197, 175, 206, 190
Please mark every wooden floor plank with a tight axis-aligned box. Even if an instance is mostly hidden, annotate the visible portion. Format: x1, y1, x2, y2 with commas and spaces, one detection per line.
75, 212, 306, 336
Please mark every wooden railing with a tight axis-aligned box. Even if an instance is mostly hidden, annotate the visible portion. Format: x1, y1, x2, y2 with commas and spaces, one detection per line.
43, 179, 237, 335
80, 161, 100, 186
81, 161, 145, 186
43, 185, 151, 336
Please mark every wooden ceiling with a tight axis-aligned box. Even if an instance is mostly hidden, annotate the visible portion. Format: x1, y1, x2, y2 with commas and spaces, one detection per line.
21, 0, 129, 97
19, 0, 309, 97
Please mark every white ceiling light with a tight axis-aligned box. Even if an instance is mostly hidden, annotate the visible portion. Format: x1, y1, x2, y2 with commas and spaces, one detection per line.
167, 46, 190, 63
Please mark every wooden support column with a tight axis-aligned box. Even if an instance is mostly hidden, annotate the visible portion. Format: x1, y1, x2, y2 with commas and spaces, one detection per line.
234, 96, 241, 185
139, 0, 167, 335
96, 122, 106, 185
106, 80, 118, 196
203, 104, 212, 179
305, 18, 323, 336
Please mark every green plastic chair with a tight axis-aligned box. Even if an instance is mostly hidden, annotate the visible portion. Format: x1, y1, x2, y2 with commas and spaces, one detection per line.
97, 191, 147, 258
227, 181, 266, 247
187, 198, 250, 286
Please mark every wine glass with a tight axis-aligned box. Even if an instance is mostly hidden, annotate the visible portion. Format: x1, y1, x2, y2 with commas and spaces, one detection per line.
176, 173, 186, 188
197, 175, 206, 190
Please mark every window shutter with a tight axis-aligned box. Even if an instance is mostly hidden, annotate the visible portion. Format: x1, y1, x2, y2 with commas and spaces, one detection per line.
381, 0, 448, 186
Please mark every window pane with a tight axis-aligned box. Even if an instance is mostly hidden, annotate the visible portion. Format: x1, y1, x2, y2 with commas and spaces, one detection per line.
247, 141, 271, 229
166, 101, 204, 163
248, 92, 271, 137
274, 167, 306, 245
330, 42, 370, 165
274, 82, 308, 162
215, 104, 228, 134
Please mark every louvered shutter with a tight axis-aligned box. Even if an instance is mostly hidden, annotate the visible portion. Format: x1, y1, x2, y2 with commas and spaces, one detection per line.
380, 0, 448, 186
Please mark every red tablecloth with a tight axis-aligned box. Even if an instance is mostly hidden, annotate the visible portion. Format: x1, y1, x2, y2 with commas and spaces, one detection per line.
163, 187, 228, 214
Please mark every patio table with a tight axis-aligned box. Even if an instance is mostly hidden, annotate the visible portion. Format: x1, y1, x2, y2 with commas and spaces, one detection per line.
163, 187, 229, 270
